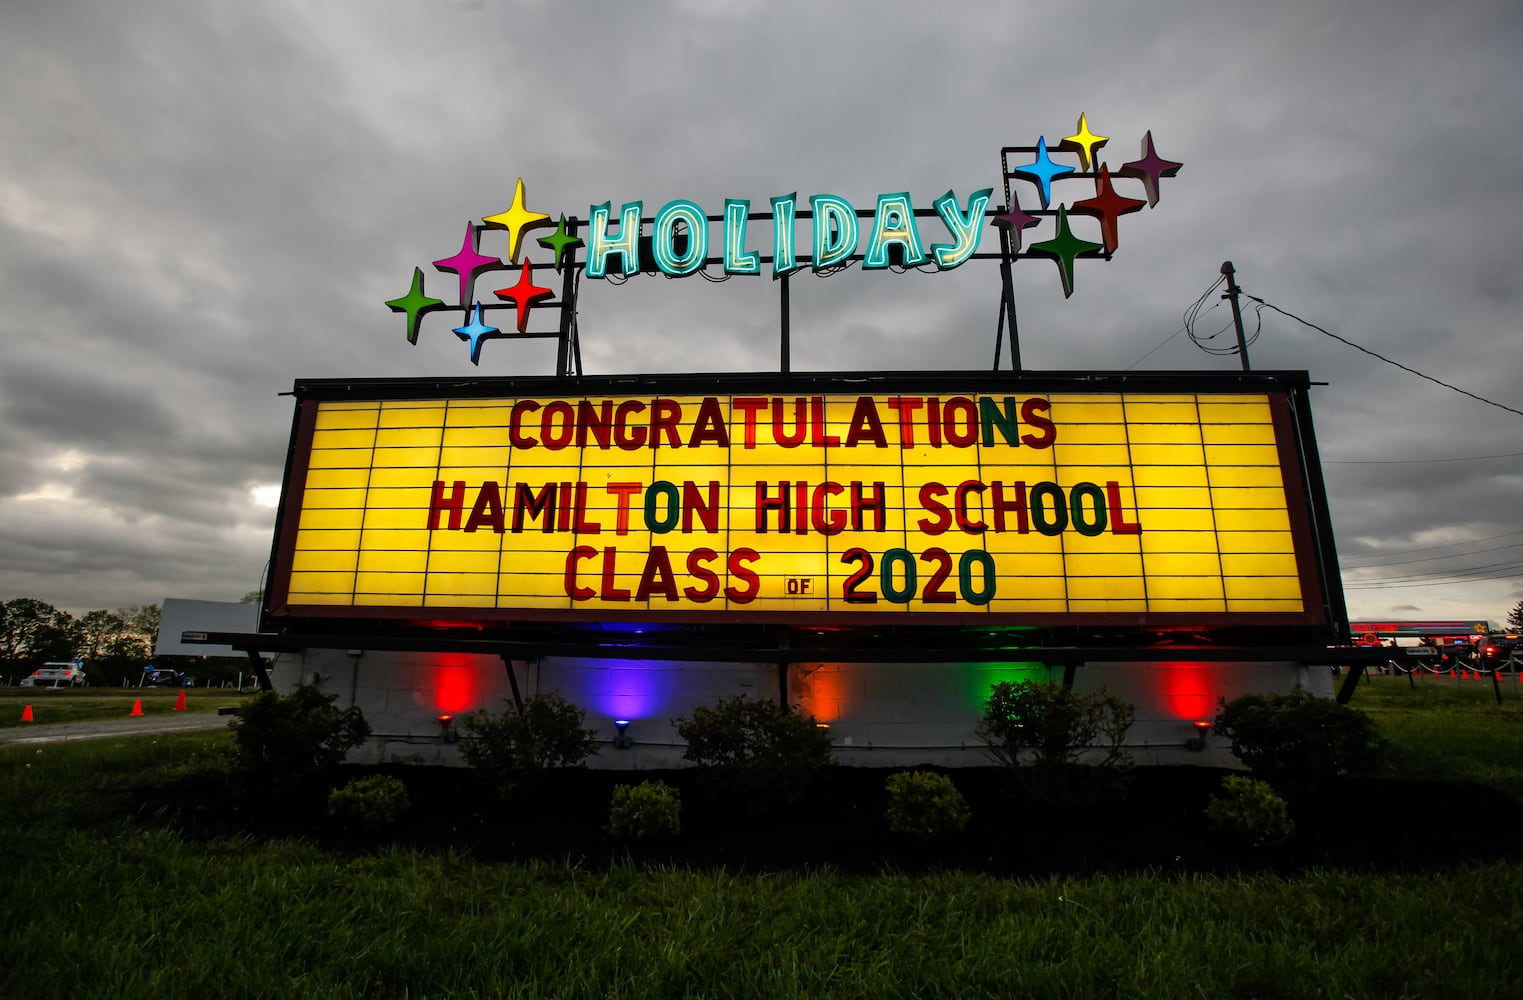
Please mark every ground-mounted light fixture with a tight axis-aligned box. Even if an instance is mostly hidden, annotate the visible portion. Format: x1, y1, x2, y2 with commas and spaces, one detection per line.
613, 719, 633, 749
1185, 720, 1212, 752
437, 713, 457, 744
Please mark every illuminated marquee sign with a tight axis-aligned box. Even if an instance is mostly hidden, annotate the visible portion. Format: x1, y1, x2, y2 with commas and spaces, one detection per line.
266, 373, 1330, 632
385, 115, 1183, 365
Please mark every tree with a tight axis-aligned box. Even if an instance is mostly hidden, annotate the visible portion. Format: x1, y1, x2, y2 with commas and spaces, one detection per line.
76, 609, 125, 661
122, 604, 161, 647
241, 590, 264, 605
0, 598, 77, 670
1508, 600, 1523, 630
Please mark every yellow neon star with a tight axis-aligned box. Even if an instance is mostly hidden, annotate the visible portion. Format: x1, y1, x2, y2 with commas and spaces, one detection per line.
1061, 113, 1110, 172
482, 178, 552, 263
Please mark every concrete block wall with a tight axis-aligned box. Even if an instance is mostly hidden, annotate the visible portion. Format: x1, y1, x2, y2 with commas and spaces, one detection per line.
274, 648, 1334, 769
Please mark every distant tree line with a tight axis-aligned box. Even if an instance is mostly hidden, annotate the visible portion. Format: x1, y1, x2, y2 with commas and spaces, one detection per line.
1, 597, 161, 686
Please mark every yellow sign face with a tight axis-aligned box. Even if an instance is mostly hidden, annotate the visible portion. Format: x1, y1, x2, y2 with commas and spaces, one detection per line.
274, 390, 1312, 622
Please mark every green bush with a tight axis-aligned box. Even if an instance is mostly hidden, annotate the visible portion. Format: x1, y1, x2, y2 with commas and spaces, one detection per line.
608, 780, 681, 842
328, 774, 410, 833
460, 693, 599, 796
976, 681, 1134, 803
1205, 775, 1295, 848
884, 771, 970, 839
674, 695, 832, 808
1214, 690, 1385, 785
976, 680, 1134, 770
230, 684, 370, 778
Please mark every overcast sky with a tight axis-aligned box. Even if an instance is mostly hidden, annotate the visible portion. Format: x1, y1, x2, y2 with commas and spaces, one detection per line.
2, 0, 1520, 628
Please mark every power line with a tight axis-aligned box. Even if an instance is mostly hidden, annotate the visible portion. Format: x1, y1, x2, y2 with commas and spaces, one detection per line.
1346, 560, 1523, 584
1125, 278, 1225, 370
1346, 557, 1523, 587
1248, 296, 1523, 419
1324, 450, 1523, 465
1341, 540, 1523, 571
1340, 528, 1523, 565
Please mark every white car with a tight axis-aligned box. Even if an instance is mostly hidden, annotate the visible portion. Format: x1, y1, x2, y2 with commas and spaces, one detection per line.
19, 663, 88, 687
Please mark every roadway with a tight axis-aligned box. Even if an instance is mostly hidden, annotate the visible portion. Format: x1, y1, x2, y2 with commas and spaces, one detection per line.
0, 713, 234, 746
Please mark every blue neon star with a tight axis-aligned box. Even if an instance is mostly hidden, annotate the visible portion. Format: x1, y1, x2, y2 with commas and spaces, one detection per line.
452, 303, 501, 366
1011, 137, 1075, 209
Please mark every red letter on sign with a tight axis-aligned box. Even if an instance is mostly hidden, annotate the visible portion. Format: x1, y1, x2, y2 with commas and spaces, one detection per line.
725, 548, 761, 604
429, 480, 467, 530
564, 546, 596, 601
1106, 481, 1142, 535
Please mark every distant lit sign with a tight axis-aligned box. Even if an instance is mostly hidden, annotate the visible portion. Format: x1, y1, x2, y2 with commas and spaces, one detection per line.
269, 380, 1319, 628
385, 115, 1183, 364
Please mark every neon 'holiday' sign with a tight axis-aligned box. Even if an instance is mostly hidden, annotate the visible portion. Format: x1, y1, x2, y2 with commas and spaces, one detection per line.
386, 114, 1182, 365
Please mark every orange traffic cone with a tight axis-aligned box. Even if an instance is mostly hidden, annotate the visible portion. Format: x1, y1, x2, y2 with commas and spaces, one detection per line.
173, 689, 187, 711
130, 699, 143, 717
21, 705, 33, 722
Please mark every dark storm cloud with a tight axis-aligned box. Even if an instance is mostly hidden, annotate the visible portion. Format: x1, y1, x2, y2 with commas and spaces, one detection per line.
0, 0, 1520, 621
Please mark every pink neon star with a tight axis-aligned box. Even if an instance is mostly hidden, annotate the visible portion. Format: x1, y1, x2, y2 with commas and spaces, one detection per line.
493, 258, 555, 332
432, 223, 502, 305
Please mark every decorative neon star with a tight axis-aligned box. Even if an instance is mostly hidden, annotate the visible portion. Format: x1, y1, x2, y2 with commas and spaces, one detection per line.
433, 223, 502, 306
1060, 113, 1109, 172
493, 258, 555, 333
536, 214, 583, 272
990, 202, 1041, 251
384, 267, 445, 345
1070, 164, 1146, 254
1030, 206, 1103, 298
482, 177, 552, 263
1010, 137, 1074, 209
1120, 131, 1183, 207
452, 302, 501, 366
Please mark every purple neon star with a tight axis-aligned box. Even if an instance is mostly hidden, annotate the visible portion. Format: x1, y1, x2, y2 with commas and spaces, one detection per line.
1119, 131, 1183, 207
990, 202, 1041, 251
433, 223, 502, 306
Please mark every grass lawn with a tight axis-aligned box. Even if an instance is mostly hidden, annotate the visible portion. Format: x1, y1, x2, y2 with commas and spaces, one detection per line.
0, 686, 254, 727
1347, 672, 1523, 801
1, 681, 1521, 998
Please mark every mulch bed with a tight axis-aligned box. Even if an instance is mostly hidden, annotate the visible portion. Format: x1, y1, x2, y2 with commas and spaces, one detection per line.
131, 764, 1523, 877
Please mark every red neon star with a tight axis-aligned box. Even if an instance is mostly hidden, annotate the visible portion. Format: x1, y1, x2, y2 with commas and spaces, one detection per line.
493, 258, 555, 332
1070, 165, 1147, 254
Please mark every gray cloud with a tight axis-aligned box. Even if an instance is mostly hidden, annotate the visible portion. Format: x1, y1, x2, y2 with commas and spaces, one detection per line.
1, 0, 1520, 623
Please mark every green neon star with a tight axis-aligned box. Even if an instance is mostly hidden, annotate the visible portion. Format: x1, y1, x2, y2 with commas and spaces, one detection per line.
385, 267, 445, 344
536, 214, 584, 272
1029, 206, 1104, 298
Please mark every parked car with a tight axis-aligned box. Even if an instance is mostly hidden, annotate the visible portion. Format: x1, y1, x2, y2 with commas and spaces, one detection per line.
1476, 633, 1523, 670
19, 663, 88, 688
142, 668, 189, 687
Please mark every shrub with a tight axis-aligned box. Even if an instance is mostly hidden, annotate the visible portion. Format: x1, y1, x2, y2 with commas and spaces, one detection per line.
608, 780, 681, 842
460, 693, 600, 795
1205, 775, 1294, 848
1214, 690, 1384, 785
230, 685, 370, 778
976, 680, 1134, 770
884, 771, 970, 839
328, 774, 410, 833
674, 695, 832, 807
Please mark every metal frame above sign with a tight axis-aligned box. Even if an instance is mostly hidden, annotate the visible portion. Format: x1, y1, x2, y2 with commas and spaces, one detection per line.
384, 115, 1183, 375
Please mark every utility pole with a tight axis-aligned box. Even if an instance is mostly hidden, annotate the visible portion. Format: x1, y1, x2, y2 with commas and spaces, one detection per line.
1220, 260, 1251, 371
